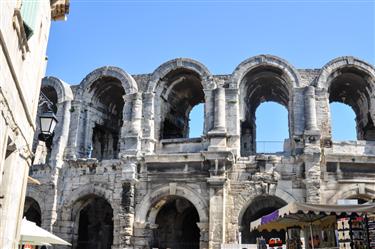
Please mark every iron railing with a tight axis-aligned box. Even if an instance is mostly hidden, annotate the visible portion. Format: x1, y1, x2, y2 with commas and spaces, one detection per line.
256, 141, 284, 153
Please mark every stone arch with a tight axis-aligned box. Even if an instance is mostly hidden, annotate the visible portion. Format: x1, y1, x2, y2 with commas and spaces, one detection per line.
316, 57, 375, 140
237, 193, 293, 228
60, 185, 115, 249
42, 76, 73, 104
80, 66, 138, 95
63, 184, 113, 211
316, 56, 375, 90
232, 55, 300, 155
330, 185, 375, 204
23, 197, 42, 227
135, 185, 208, 224
35, 77, 73, 167
147, 58, 213, 93
145, 58, 214, 141
25, 186, 46, 226
238, 195, 288, 244
25, 186, 46, 215
78, 66, 139, 159
231, 54, 301, 89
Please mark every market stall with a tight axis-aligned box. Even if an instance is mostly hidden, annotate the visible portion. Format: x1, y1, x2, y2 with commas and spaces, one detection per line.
19, 218, 71, 248
249, 202, 375, 249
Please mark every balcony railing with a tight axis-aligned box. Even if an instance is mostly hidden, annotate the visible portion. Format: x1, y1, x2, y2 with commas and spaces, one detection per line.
256, 141, 284, 154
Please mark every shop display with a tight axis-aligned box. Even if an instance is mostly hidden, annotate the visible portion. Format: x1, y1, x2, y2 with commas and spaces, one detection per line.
287, 227, 302, 249
337, 215, 370, 249
268, 237, 283, 249
368, 214, 375, 249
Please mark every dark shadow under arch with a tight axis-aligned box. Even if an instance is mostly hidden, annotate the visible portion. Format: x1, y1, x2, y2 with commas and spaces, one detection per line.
75, 196, 113, 249
23, 197, 42, 227
241, 195, 287, 244
152, 196, 200, 249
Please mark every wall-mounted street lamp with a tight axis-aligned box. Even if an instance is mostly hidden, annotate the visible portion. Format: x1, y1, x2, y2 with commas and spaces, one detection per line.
39, 111, 58, 140
38, 91, 58, 144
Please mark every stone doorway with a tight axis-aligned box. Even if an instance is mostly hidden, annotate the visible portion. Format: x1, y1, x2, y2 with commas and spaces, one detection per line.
75, 196, 113, 249
23, 197, 42, 226
152, 197, 200, 249
241, 195, 287, 244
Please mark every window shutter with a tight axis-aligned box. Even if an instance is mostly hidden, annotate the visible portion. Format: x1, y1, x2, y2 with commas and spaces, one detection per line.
20, 0, 40, 39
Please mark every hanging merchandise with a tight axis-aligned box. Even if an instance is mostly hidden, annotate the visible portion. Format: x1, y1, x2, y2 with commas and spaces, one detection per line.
338, 217, 351, 249
350, 216, 367, 249
368, 214, 375, 249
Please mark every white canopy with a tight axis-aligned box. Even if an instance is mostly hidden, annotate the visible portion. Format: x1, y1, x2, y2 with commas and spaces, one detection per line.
20, 218, 71, 246
250, 202, 375, 232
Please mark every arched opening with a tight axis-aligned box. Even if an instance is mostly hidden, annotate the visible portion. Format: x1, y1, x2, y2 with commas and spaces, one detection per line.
23, 197, 42, 227
33, 85, 58, 165
346, 195, 375, 204
158, 68, 205, 139
255, 102, 288, 153
189, 103, 204, 138
240, 66, 291, 156
152, 197, 200, 249
88, 77, 125, 160
330, 102, 357, 141
328, 68, 374, 141
241, 195, 287, 244
76, 196, 113, 249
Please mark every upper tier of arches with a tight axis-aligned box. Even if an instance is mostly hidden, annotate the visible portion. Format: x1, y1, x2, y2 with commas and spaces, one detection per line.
38, 55, 375, 158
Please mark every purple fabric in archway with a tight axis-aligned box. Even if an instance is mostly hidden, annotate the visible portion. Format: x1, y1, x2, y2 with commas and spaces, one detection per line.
261, 210, 279, 225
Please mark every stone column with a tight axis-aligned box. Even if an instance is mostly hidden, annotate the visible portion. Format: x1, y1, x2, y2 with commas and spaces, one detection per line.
50, 99, 71, 168
130, 93, 142, 135
121, 93, 142, 155
141, 92, 155, 154
208, 87, 227, 151
203, 89, 215, 134
213, 87, 226, 132
303, 87, 322, 204
304, 86, 318, 131
65, 99, 82, 159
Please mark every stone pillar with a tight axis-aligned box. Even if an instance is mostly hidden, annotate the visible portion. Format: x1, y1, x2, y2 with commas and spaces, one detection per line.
208, 87, 227, 151
65, 99, 82, 159
197, 222, 209, 249
141, 92, 155, 154
304, 86, 318, 131
130, 93, 142, 134
203, 89, 215, 134
50, 99, 71, 168
305, 159, 321, 204
303, 87, 322, 204
121, 93, 142, 155
118, 161, 137, 249
213, 87, 226, 132
133, 222, 154, 249
207, 176, 226, 249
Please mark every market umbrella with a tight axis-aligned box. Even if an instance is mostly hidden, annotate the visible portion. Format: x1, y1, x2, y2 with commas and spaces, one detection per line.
20, 218, 71, 246
250, 202, 375, 249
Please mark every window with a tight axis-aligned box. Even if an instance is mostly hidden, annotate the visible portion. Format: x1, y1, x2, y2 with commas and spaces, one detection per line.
20, 0, 40, 40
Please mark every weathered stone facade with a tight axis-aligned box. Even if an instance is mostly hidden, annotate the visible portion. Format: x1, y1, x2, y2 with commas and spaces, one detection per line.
0, 1, 69, 248
26, 56, 375, 249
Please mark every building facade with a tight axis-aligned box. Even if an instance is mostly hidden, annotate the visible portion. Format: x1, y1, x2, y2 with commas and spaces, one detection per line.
0, 1, 69, 248
25, 56, 375, 249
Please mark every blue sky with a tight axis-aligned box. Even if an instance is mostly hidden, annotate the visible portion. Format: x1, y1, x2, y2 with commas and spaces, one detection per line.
46, 0, 375, 147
